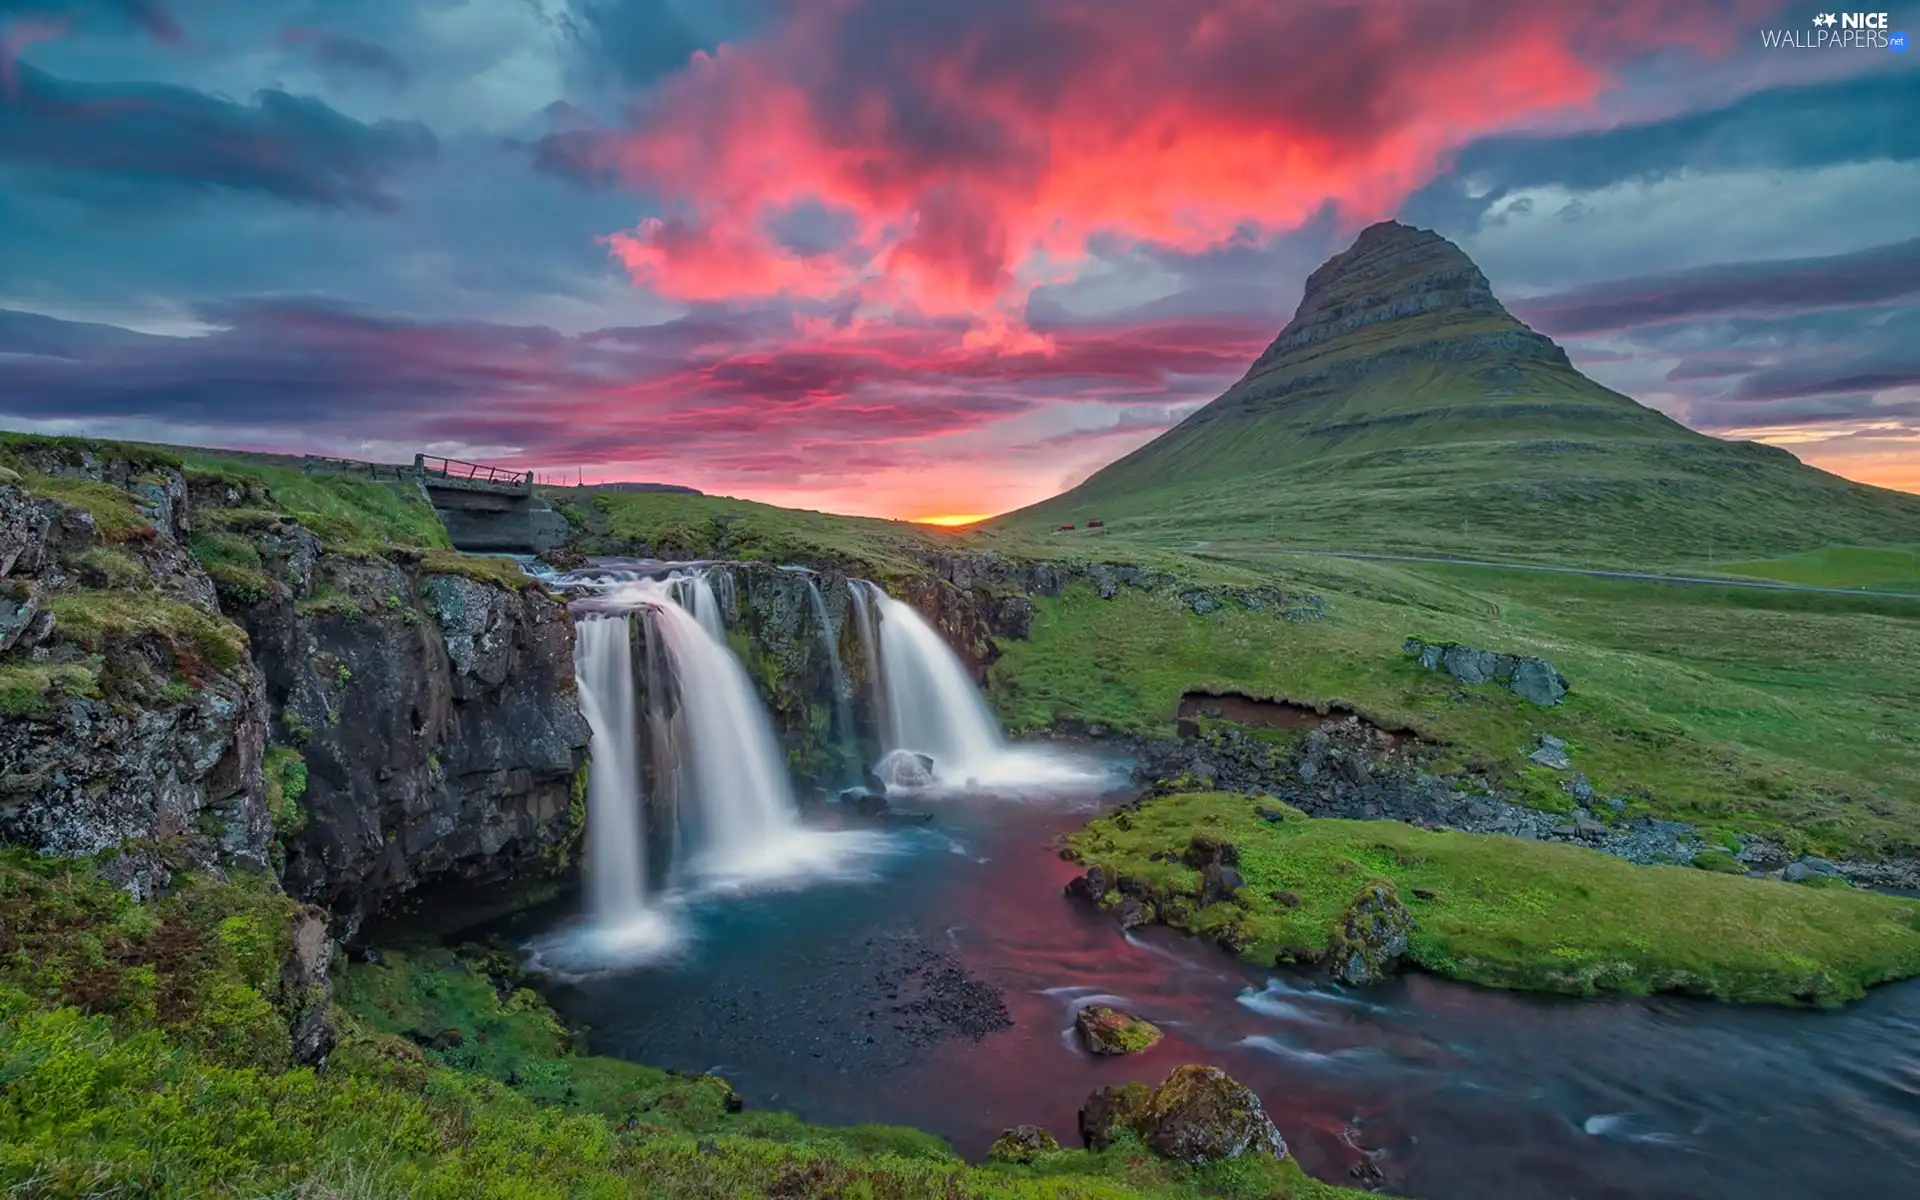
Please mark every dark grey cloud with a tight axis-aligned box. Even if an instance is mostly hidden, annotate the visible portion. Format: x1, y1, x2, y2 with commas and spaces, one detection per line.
0, 61, 435, 209
1514, 238, 1920, 335
1403, 72, 1920, 232
556, 0, 769, 87
279, 26, 409, 89
0, 0, 177, 40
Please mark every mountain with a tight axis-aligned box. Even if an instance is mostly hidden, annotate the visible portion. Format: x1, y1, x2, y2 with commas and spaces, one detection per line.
1000, 221, 1920, 568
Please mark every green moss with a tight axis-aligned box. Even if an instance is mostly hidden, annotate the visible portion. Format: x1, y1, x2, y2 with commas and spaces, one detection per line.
0, 662, 100, 718
263, 748, 309, 838
188, 530, 263, 572
296, 583, 363, 618
1077, 1006, 1163, 1054
1691, 851, 1748, 875
47, 592, 248, 677
417, 548, 535, 589
1066, 793, 1920, 1006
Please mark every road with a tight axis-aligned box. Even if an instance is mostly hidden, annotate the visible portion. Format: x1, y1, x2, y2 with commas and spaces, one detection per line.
1207, 546, 1920, 601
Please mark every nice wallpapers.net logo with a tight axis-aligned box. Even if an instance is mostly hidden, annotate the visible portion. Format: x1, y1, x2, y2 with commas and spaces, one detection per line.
1759, 11, 1907, 49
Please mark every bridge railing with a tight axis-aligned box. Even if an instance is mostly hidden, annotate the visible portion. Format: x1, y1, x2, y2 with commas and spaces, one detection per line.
414, 453, 535, 494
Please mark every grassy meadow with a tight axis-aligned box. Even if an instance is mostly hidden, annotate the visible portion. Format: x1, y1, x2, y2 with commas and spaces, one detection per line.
1066, 794, 1920, 1005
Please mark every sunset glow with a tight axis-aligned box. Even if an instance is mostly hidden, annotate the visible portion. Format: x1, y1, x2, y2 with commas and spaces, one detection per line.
909, 514, 994, 528
0, 0, 1911, 512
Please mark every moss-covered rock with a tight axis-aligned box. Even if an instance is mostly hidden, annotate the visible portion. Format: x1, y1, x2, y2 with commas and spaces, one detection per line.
1078, 1066, 1288, 1166
1078, 1081, 1154, 1151
1075, 1006, 1163, 1055
1327, 878, 1414, 985
1142, 1065, 1288, 1165
986, 1124, 1060, 1162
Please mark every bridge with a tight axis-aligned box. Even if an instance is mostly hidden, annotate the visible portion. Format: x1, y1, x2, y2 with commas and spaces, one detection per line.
411, 454, 567, 554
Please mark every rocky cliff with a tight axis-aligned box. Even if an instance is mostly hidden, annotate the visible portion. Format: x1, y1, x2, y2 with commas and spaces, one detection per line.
0, 439, 588, 928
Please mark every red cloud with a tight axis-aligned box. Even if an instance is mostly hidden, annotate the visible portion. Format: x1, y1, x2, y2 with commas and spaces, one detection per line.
571, 0, 1775, 326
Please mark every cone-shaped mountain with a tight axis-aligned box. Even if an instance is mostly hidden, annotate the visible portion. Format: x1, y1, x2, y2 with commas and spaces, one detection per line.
1003, 221, 1920, 566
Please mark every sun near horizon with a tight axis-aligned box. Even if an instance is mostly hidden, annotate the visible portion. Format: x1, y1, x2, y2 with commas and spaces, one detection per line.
909, 513, 995, 528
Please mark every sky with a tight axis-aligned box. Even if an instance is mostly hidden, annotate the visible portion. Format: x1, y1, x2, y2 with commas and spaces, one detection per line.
0, 1, 1915, 522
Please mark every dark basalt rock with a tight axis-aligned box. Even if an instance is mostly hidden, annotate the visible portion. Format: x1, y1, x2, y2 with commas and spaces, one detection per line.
1405, 636, 1568, 707
1198, 862, 1246, 907
1075, 1005, 1163, 1055
1182, 833, 1239, 869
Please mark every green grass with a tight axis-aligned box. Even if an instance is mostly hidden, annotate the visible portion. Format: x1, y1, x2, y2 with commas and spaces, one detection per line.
417, 548, 540, 590
1720, 546, 1920, 592
263, 747, 309, 838
0, 851, 1366, 1200
182, 455, 450, 555
0, 662, 100, 718
47, 592, 248, 677
1066, 793, 1920, 1005
990, 567, 1920, 858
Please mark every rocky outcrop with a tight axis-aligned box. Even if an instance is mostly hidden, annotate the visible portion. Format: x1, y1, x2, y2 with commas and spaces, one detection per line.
1405, 636, 1568, 706
0, 466, 271, 900
0, 442, 592, 928
1079, 1066, 1288, 1165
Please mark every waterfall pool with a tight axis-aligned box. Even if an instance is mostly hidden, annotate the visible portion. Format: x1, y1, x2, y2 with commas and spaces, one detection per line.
462, 766, 1920, 1200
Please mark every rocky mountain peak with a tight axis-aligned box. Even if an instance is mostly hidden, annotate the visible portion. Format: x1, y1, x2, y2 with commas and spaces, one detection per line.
1245, 220, 1537, 378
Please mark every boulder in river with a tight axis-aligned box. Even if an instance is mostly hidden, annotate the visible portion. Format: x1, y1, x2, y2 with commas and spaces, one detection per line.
1075, 1006, 1163, 1055
1080, 1066, 1287, 1164
987, 1124, 1060, 1163
1328, 878, 1414, 986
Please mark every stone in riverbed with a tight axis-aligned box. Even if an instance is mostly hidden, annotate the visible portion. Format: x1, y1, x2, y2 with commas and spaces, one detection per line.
1064, 866, 1109, 901
873, 749, 936, 790
1327, 879, 1414, 986
1078, 1066, 1288, 1164
988, 1124, 1060, 1163
1075, 1005, 1163, 1055
1112, 896, 1150, 930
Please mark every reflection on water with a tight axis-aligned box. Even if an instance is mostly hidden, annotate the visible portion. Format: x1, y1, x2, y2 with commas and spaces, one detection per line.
483, 774, 1920, 1200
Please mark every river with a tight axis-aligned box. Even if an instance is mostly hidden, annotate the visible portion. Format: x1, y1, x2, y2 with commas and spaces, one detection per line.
481, 768, 1920, 1199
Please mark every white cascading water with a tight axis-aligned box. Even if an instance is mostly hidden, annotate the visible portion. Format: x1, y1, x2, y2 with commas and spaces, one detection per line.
568, 614, 661, 950
675, 569, 728, 643
623, 579, 879, 885
871, 590, 1005, 776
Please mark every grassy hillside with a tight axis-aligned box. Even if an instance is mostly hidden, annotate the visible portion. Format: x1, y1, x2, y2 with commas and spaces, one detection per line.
991, 558, 1920, 859
997, 223, 1920, 568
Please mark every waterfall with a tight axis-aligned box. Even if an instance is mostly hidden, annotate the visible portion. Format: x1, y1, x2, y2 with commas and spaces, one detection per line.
870, 590, 1005, 777
805, 580, 859, 785
849, 580, 888, 750
675, 569, 728, 643
571, 615, 649, 924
